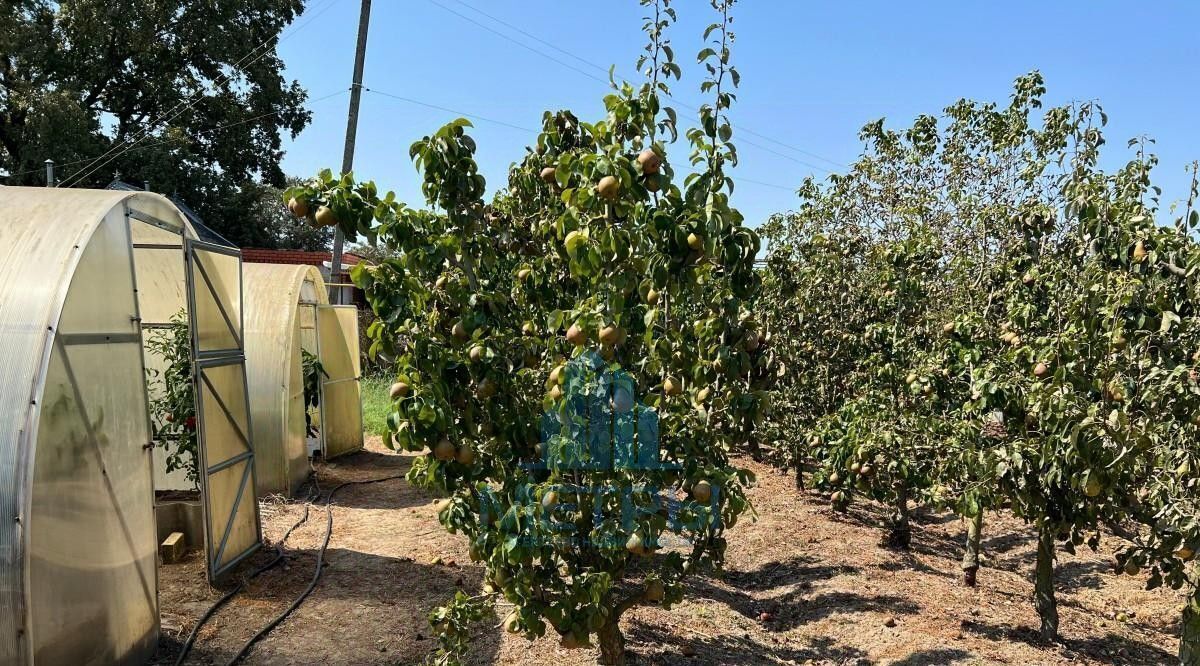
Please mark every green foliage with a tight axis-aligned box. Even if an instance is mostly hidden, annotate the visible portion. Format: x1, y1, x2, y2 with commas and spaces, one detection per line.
290, 3, 766, 663
0, 0, 310, 247
145, 311, 198, 487
300, 349, 328, 437
758, 72, 1200, 649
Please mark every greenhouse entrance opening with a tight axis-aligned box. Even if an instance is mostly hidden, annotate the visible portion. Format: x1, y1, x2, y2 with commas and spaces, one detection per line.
132, 211, 261, 583
314, 304, 364, 459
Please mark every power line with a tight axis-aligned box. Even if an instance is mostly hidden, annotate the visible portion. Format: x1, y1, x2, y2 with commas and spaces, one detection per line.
59, 0, 346, 188
35, 89, 349, 184
444, 0, 612, 76
434, 0, 847, 172
423, 0, 609, 85
364, 88, 538, 133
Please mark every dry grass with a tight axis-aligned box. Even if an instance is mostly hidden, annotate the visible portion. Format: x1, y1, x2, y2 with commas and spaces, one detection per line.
153, 437, 1185, 666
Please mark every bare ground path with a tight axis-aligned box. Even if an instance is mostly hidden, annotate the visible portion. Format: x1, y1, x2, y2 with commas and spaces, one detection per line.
152, 437, 1184, 666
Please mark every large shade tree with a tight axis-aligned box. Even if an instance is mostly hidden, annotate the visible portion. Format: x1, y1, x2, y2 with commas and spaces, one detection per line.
0, 0, 311, 247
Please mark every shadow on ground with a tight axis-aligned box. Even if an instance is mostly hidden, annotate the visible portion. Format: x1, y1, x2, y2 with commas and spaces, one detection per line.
961, 618, 1176, 665
627, 622, 867, 666
685, 555, 920, 632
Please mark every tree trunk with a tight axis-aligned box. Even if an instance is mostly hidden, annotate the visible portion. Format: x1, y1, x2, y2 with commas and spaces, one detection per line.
795, 460, 805, 491
884, 484, 911, 549
961, 510, 983, 587
1034, 518, 1058, 642
1181, 585, 1200, 666
597, 619, 626, 666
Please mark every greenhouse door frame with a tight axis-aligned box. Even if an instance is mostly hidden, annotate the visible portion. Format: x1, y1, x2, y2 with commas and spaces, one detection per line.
183, 238, 262, 582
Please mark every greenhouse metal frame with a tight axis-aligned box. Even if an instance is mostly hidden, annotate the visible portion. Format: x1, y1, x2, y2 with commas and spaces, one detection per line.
0, 187, 261, 665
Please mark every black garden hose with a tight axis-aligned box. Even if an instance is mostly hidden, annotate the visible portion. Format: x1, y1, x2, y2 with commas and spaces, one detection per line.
224, 474, 406, 665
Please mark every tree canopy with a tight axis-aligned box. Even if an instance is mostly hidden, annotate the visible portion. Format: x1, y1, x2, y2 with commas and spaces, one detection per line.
0, 0, 311, 247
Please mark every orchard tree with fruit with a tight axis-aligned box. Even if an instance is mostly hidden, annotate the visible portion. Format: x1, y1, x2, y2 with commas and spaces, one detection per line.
287, 2, 767, 664
759, 73, 1200, 648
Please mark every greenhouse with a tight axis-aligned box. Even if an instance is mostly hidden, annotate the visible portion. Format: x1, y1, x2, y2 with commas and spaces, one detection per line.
0, 187, 260, 665
243, 263, 363, 497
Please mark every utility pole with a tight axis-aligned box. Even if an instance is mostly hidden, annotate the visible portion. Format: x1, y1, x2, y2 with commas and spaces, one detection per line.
330, 0, 372, 304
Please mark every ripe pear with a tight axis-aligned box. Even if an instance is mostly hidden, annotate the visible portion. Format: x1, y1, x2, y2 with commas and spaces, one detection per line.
599, 325, 621, 346
597, 175, 620, 200
645, 175, 661, 193
517, 268, 531, 281
522, 322, 536, 336
548, 384, 563, 400
1033, 362, 1049, 378
469, 345, 485, 362
1084, 475, 1102, 497
542, 490, 558, 510
314, 206, 338, 227
942, 322, 955, 334
433, 438, 455, 461
455, 446, 475, 466
687, 232, 703, 251
626, 531, 652, 556
451, 321, 468, 342
646, 288, 661, 305
287, 197, 309, 218
389, 382, 410, 400
663, 376, 683, 396
1133, 239, 1148, 263
566, 323, 588, 346
637, 148, 662, 175
692, 480, 713, 503
504, 610, 522, 634
549, 365, 565, 385
539, 166, 557, 184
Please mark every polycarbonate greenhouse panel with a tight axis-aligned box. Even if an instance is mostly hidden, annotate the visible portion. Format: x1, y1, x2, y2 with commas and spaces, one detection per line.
32, 340, 156, 664
196, 359, 260, 579
243, 264, 326, 496
317, 305, 363, 458
0, 188, 164, 666
189, 245, 243, 356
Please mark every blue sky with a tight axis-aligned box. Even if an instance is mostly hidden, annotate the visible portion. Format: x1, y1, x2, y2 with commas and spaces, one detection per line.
278, 0, 1200, 229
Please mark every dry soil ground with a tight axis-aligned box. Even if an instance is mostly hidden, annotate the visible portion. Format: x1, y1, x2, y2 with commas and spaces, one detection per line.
152, 436, 1185, 666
